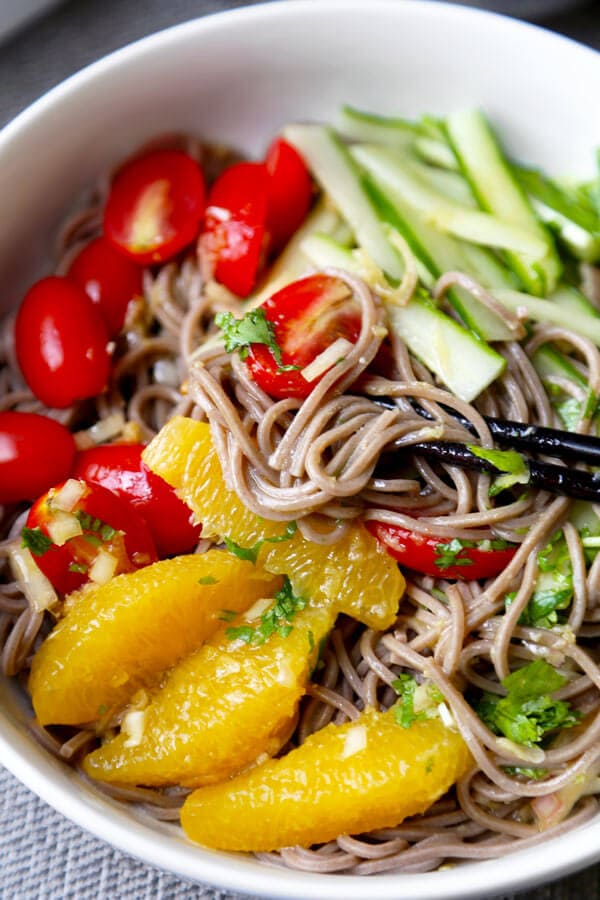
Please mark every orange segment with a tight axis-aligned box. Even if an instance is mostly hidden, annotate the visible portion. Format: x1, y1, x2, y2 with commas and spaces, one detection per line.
83, 600, 335, 788
180, 706, 473, 851
143, 417, 404, 629
29, 552, 279, 726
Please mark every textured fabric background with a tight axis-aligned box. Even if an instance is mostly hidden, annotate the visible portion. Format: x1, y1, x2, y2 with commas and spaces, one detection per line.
2, 1, 600, 898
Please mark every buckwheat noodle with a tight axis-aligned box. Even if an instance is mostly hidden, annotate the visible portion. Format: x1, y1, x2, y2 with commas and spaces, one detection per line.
2, 138, 600, 875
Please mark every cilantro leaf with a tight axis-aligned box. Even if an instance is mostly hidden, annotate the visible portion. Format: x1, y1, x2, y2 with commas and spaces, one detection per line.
477, 659, 580, 747
224, 521, 297, 565
68, 562, 88, 574
391, 674, 424, 729
218, 609, 238, 622
21, 527, 53, 557
507, 531, 573, 628
198, 575, 218, 585
226, 577, 306, 646
503, 766, 548, 780
215, 309, 299, 371
467, 445, 530, 497
434, 538, 474, 569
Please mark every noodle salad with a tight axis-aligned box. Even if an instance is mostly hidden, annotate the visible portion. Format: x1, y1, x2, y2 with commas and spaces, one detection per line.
2, 106, 600, 873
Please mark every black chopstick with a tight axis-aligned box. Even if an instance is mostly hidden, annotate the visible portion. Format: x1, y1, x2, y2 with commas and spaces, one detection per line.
404, 440, 600, 503
371, 396, 600, 502
373, 396, 600, 467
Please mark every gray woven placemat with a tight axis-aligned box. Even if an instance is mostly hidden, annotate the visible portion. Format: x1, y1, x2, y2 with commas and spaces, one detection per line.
2, 1, 600, 898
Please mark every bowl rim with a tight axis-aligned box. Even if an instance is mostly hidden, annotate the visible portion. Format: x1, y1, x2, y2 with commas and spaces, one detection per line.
2, 1, 600, 897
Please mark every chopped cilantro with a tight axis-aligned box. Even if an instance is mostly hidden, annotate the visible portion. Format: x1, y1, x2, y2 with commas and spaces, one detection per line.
434, 538, 474, 569
99, 524, 116, 542
218, 609, 237, 622
477, 659, 580, 747
506, 531, 573, 628
76, 510, 118, 544
215, 309, 299, 371
98, 704, 108, 716
68, 562, 88, 574
226, 577, 306, 646
467, 445, 530, 497
21, 527, 53, 557
198, 575, 218, 585
224, 521, 297, 565
308, 629, 315, 652
425, 757, 435, 774
503, 766, 548, 781
392, 674, 424, 729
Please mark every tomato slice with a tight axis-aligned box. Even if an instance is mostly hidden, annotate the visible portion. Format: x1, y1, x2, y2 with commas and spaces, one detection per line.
14, 276, 111, 409
67, 236, 144, 336
103, 149, 205, 265
366, 521, 517, 580
0, 412, 76, 505
265, 138, 312, 253
245, 274, 361, 399
25, 480, 158, 595
72, 443, 201, 557
198, 162, 269, 297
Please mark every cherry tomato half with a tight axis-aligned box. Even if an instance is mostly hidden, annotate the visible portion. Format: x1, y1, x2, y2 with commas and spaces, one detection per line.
67, 236, 144, 336
366, 521, 517, 581
104, 149, 205, 265
72, 443, 201, 557
198, 162, 270, 297
0, 412, 76, 505
15, 276, 111, 409
25, 480, 157, 595
246, 274, 361, 399
265, 138, 313, 254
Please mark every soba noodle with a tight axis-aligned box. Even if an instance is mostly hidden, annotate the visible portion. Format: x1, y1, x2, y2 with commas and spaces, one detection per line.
2, 137, 600, 875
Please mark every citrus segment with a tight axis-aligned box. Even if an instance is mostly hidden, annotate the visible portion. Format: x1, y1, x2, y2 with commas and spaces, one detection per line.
29, 552, 279, 725
143, 417, 404, 629
83, 600, 335, 787
180, 706, 473, 851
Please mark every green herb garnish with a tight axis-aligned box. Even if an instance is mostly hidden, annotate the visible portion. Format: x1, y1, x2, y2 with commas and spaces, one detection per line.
68, 562, 88, 574
224, 521, 297, 565
434, 538, 474, 569
215, 309, 299, 371
477, 659, 580, 747
503, 766, 548, 780
226, 577, 306, 646
391, 674, 424, 729
467, 445, 530, 497
218, 609, 238, 622
506, 531, 573, 628
198, 575, 218, 585
21, 526, 53, 557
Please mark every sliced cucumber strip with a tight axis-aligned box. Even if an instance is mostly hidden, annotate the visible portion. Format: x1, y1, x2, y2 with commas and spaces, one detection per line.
550, 285, 600, 320
492, 288, 600, 347
352, 144, 547, 257
363, 171, 517, 341
301, 233, 505, 401
335, 105, 417, 149
284, 125, 403, 279
446, 109, 561, 296
532, 345, 587, 388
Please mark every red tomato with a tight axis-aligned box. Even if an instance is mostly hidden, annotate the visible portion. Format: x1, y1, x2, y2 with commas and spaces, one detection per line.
25, 480, 157, 595
366, 521, 517, 580
67, 236, 144, 336
246, 274, 361, 399
198, 162, 269, 297
0, 412, 76, 504
265, 138, 313, 253
103, 150, 205, 265
72, 443, 201, 557
14, 276, 111, 409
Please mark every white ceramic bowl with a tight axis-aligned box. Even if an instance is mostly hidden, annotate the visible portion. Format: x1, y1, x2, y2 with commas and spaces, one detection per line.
1, 2, 600, 897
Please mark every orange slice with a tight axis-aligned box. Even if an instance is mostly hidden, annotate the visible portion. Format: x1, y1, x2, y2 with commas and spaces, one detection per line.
29, 552, 279, 725
180, 706, 472, 851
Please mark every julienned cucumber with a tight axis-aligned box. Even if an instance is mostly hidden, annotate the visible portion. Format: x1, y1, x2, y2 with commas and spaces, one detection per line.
363, 173, 517, 341
301, 233, 506, 402
550, 285, 600, 320
352, 145, 548, 257
334, 105, 417, 149
445, 109, 561, 296
492, 289, 600, 347
532, 345, 587, 389
283, 125, 403, 280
